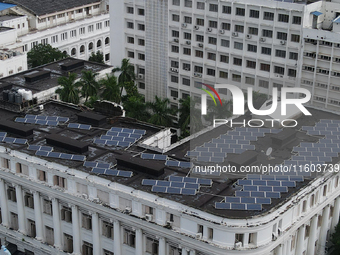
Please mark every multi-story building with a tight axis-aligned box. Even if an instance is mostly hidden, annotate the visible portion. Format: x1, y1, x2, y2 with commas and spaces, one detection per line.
110, 0, 340, 113
0, 0, 110, 78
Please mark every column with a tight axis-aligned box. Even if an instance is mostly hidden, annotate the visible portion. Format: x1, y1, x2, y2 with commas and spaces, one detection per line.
52, 198, 61, 249
276, 244, 283, 255
158, 237, 166, 255
135, 228, 143, 255
243, 233, 249, 248
182, 248, 189, 255
72, 205, 81, 255
318, 206, 330, 255
0, 180, 9, 227
331, 197, 340, 234
295, 225, 305, 255
92, 213, 100, 255
15, 185, 26, 235
114, 220, 121, 255
189, 250, 196, 255
307, 215, 318, 255
33, 192, 43, 241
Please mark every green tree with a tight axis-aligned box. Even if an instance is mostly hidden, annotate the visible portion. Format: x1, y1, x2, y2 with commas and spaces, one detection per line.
205, 99, 233, 123
112, 58, 136, 96
147, 96, 177, 127
179, 96, 203, 137
56, 73, 81, 104
100, 74, 121, 103
79, 70, 99, 103
27, 44, 68, 68
88, 51, 104, 64
330, 223, 340, 255
123, 95, 150, 121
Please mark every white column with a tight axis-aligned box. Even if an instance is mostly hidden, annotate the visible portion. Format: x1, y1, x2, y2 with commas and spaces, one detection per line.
182, 248, 189, 255
114, 220, 121, 255
72, 205, 81, 255
33, 192, 43, 241
92, 213, 100, 255
189, 250, 196, 255
135, 228, 143, 255
0, 180, 9, 227
295, 225, 305, 255
307, 215, 318, 255
331, 197, 340, 234
15, 185, 26, 235
276, 244, 283, 255
158, 237, 166, 255
52, 198, 62, 249
243, 233, 249, 247
318, 205, 330, 255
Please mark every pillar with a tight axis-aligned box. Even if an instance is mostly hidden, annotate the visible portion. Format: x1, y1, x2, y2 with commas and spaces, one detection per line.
72, 205, 81, 255
331, 197, 340, 234
307, 215, 318, 255
0, 180, 9, 227
114, 220, 121, 255
92, 213, 100, 255
158, 237, 166, 255
295, 225, 305, 255
52, 198, 61, 249
182, 248, 189, 255
33, 192, 43, 241
318, 205, 330, 255
15, 185, 26, 235
276, 244, 283, 255
135, 228, 143, 255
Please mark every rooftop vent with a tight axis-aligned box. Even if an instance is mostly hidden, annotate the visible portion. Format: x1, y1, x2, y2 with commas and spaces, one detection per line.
271, 128, 296, 148
77, 112, 106, 126
24, 70, 51, 83
228, 151, 258, 168
0, 120, 33, 137
60, 60, 85, 71
46, 134, 88, 153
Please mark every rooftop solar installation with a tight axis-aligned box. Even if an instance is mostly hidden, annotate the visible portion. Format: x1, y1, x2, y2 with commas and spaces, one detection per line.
141, 153, 167, 160
168, 176, 212, 186
67, 123, 91, 130
1, 136, 27, 145
141, 179, 200, 189
215, 202, 262, 210
151, 186, 197, 195
35, 151, 86, 161
27, 145, 53, 152
165, 160, 193, 168
24, 115, 69, 123
109, 127, 146, 135
15, 117, 59, 126
83, 161, 111, 169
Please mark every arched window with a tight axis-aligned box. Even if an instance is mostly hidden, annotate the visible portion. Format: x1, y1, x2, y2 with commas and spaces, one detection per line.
80, 45, 85, 54
71, 48, 76, 56
88, 42, 93, 51
97, 40, 102, 48
62, 50, 67, 55
105, 37, 110, 45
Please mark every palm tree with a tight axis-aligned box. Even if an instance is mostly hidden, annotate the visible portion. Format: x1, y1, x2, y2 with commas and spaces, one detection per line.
79, 70, 99, 103
100, 74, 121, 103
179, 97, 203, 137
147, 96, 177, 127
112, 58, 136, 96
123, 95, 150, 121
56, 73, 81, 104
205, 99, 233, 123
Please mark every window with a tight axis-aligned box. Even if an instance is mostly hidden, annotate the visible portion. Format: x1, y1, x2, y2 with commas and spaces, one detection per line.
127, 22, 134, 29
172, 30, 179, 37
24, 193, 34, 209
288, 69, 297, 77
104, 20, 110, 27
260, 63, 270, 72
184, 32, 191, 40
236, 8, 245, 16
208, 37, 217, 45
208, 52, 216, 60
291, 34, 300, 43
261, 47, 271, 55
37, 169, 47, 182
234, 42, 243, 50
96, 22, 102, 30
127, 7, 134, 14
104, 250, 114, 255
233, 57, 242, 66
245, 77, 255, 85
171, 90, 178, 98
171, 76, 178, 83
184, 0, 192, 7
232, 74, 241, 82
274, 66, 285, 75
61, 32, 67, 41
221, 39, 230, 47
278, 14, 289, 23
247, 44, 257, 52
138, 9, 145, 16
209, 4, 218, 12
138, 53, 145, 60
82, 213, 92, 230
293, 16, 301, 25
196, 18, 204, 26
217, 4, 229, 15
64, 234, 73, 253
235, 25, 244, 33
246, 60, 256, 69
138, 24, 145, 31
105, 37, 110, 46
194, 66, 203, 73
43, 199, 52, 215
171, 45, 179, 53
183, 63, 191, 71
82, 242, 93, 255
124, 229, 136, 247
45, 226, 54, 246
138, 39, 145, 46
184, 16, 192, 24
41, 38, 48, 45
209, 21, 217, 28
220, 55, 229, 63
172, 0, 180, 6
27, 219, 35, 238
197, 2, 205, 9
195, 50, 203, 58
262, 29, 273, 38
102, 221, 113, 239
276, 50, 286, 58
79, 27, 85, 35
146, 237, 159, 255
221, 23, 230, 30
88, 25, 94, 32
290, 52, 298, 60
220, 71, 228, 79
207, 68, 215, 76
249, 10, 259, 18
183, 78, 190, 86
277, 32, 287, 40
248, 27, 258, 35
54, 175, 66, 188
127, 51, 134, 58
264, 12, 274, 21
139, 83, 145, 89
183, 48, 191, 55
273, 83, 283, 91
171, 61, 179, 68
70, 30, 76, 38
196, 35, 204, 42
172, 14, 180, 22
7, 187, 16, 202
259, 80, 269, 88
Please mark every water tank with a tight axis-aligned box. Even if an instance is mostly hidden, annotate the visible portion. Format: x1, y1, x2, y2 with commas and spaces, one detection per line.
2, 90, 9, 101
8, 92, 14, 102
15, 93, 22, 104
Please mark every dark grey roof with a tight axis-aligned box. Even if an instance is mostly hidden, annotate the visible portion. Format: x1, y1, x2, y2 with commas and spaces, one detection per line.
1, 0, 100, 16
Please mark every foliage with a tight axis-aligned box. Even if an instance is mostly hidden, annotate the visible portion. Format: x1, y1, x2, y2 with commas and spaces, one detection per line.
330, 223, 340, 255
112, 58, 136, 96
84, 94, 100, 108
88, 51, 104, 64
179, 97, 203, 137
123, 94, 150, 122
100, 74, 121, 103
205, 99, 233, 123
56, 73, 81, 104
79, 70, 99, 103
27, 44, 68, 68
147, 96, 177, 127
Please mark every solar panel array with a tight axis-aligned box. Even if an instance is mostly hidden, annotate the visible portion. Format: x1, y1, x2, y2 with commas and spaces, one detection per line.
15, 115, 69, 126
83, 161, 111, 169
0, 133, 27, 145
28, 145, 53, 152
186, 128, 281, 163
94, 127, 146, 148
165, 160, 192, 168
141, 153, 167, 161
91, 168, 133, 178
35, 151, 86, 161
68, 123, 92, 130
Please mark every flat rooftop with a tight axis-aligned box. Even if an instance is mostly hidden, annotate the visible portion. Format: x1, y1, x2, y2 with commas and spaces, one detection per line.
0, 101, 339, 219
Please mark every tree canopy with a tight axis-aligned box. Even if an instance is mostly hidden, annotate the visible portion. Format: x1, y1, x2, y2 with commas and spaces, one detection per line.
88, 51, 104, 64
27, 44, 68, 68
56, 73, 81, 104
79, 70, 99, 103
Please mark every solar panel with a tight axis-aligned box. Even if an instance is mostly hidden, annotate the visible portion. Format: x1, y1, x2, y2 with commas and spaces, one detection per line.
47, 121, 59, 126
48, 152, 62, 158
15, 139, 27, 145
25, 114, 36, 119
186, 151, 200, 157
142, 179, 157, 186
171, 182, 185, 188
83, 161, 110, 168
15, 117, 26, 123
238, 180, 252, 185
0, 132, 6, 137
3, 137, 15, 143
185, 183, 200, 189
215, 202, 231, 209
151, 186, 167, 193
68, 123, 79, 129
225, 196, 241, 203
256, 197, 271, 204
110, 127, 124, 132
91, 168, 106, 174
181, 188, 197, 195
117, 141, 131, 147
231, 203, 246, 210
141, 153, 154, 159
235, 191, 250, 197
37, 120, 48, 125
105, 169, 119, 176
251, 191, 265, 198
241, 197, 256, 204
273, 186, 288, 193
94, 139, 107, 145
106, 140, 119, 146
117, 170, 133, 178
28, 145, 41, 151
169, 176, 183, 182
247, 204, 262, 210
179, 162, 192, 168
133, 129, 146, 135
60, 154, 73, 160
167, 187, 182, 194
57, 117, 69, 123
165, 160, 180, 167
79, 124, 91, 130
266, 192, 281, 198
157, 181, 170, 187
36, 150, 49, 156
72, 155, 86, 161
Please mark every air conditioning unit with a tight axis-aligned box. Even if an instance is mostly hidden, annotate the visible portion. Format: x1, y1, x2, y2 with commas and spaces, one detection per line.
124, 207, 132, 213
235, 242, 242, 249
182, 23, 187, 28
260, 37, 266, 42
170, 67, 178, 73
194, 25, 199, 30
232, 32, 238, 37
174, 38, 179, 43
186, 41, 191, 45
82, 194, 88, 199
138, 74, 144, 79
207, 27, 212, 32
198, 43, 203, 48
246, 34, 252, 39
196, 233, 202, 239
166, 221, 173, 227
219, 29, 225, 34
145, 214, 153, 221
184, 68, 190, 71
280, 40, 286, 45
194, 72, 202, 77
